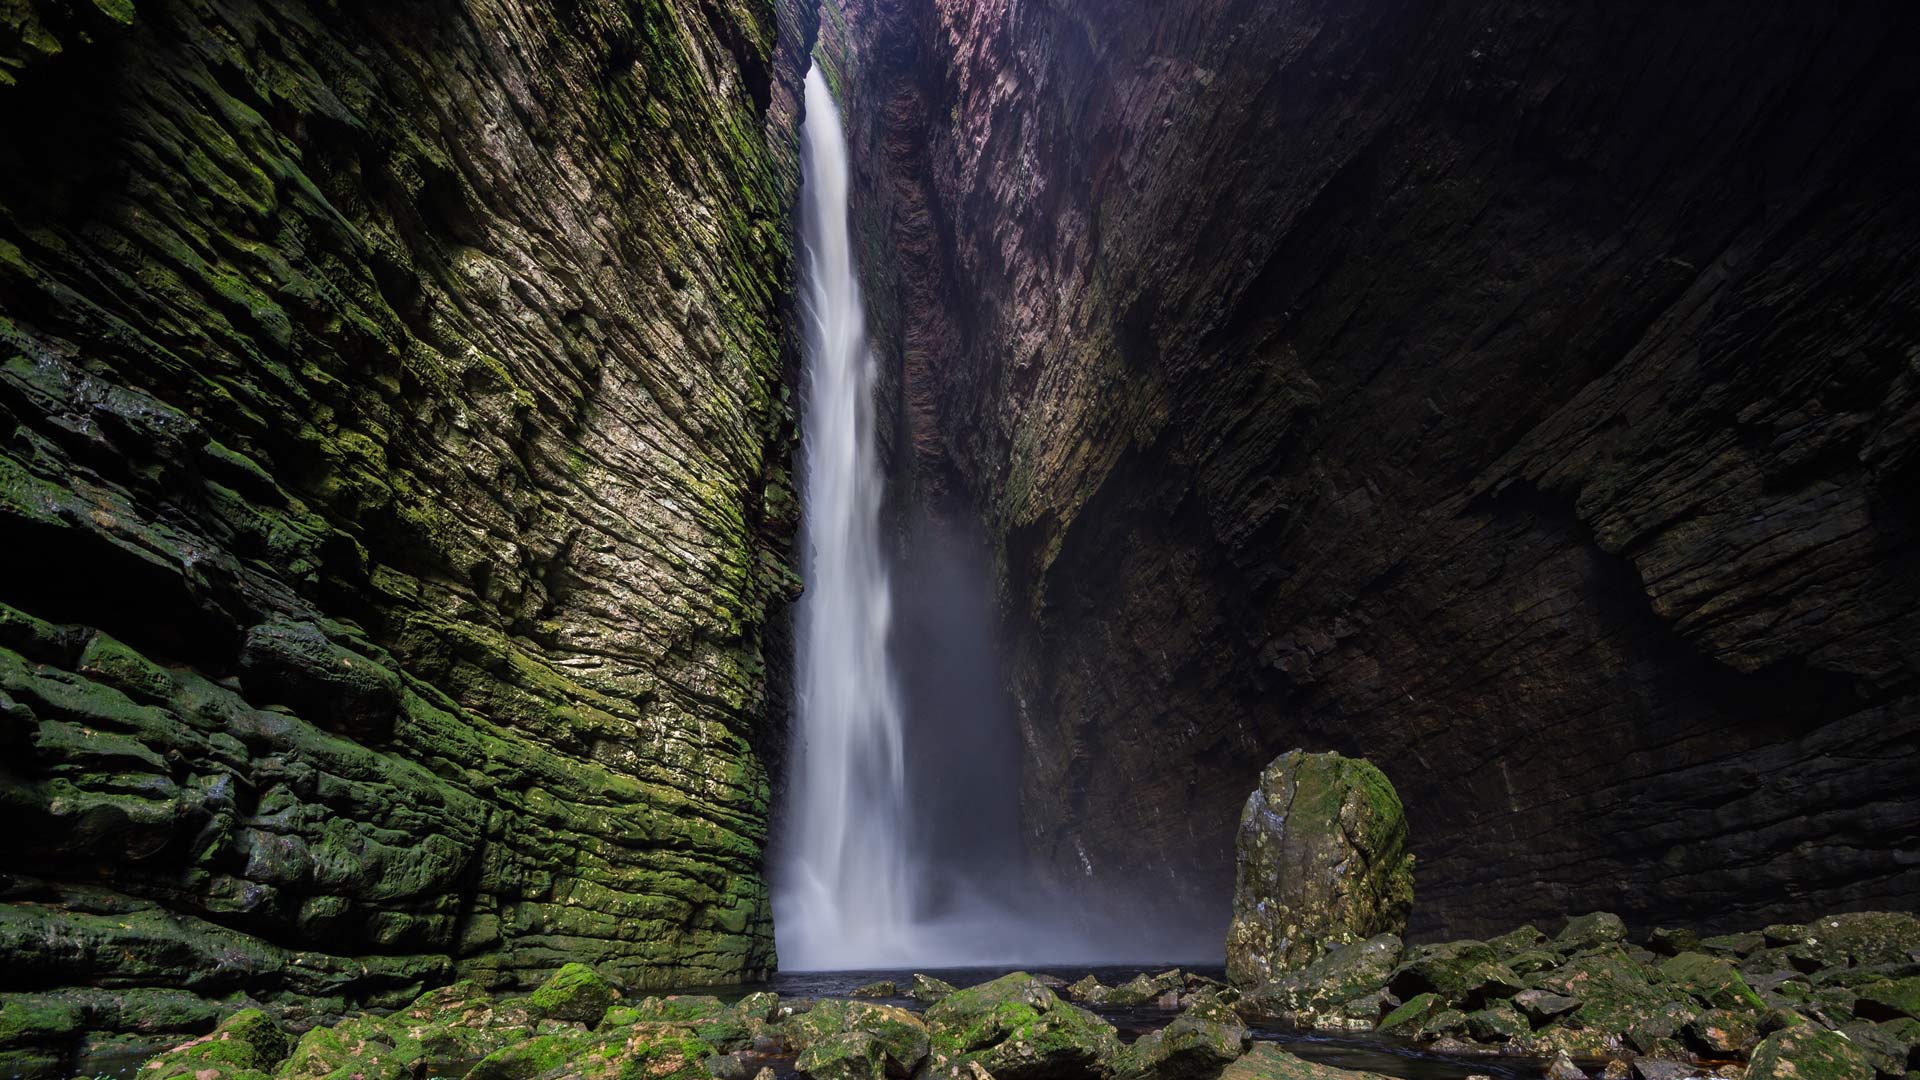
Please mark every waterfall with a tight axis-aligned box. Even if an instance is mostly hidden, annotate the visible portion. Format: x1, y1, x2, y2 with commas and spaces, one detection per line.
776, 64, 913, 969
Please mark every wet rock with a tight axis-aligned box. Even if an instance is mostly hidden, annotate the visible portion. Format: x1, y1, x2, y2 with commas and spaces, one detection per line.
1630, 1061, 1700, 1080
1532, 947, 1669, 1039
1065, 977, 1111, 1006
922, 973, 1119, 1080
1388, 941, 1521, 1006
1786, 914, 1920, 970
1225, 751, 1414, 986
529, 964, 618, 1027
1114, 996, 1249, 1080
1701, 934, 1767, 960
1648, 929, 1704, 957
1852, 977, 1920, 1022
1836, 1021, 1910, 1080
1746, 1026, 1875, 1080
1241, 934, 1400, 1021
706, 1051, 759, 1080
1684, 1008, 1759, 1055
280, 1016, 423, 1080
1555, 914, 1629, 954
386, 981, 536, 1067
1488, 927, 1551, 955
546, 1028, 716, 1080
1546, 1051, 1587, 1080
1108, 971, 1188, 1007
1600, 1061, 1630, 1080
1513, 990, 1581, 1025
1464, 1003, 1529, 1043
782, 1001, 927, 1077
1661, 953, 1767, 1013
1625, 1001, 1699, 1056
1219, 1044, 1394, 1080
910, 976, 957, 1004
142, 1009, 291, 1080
851, 983, 897, 999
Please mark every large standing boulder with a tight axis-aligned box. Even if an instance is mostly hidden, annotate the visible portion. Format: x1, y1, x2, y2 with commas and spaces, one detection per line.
1225, 751, 1415, 986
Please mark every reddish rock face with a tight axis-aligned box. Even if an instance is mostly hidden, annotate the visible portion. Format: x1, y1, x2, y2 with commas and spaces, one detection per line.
823, 0, 1920, 937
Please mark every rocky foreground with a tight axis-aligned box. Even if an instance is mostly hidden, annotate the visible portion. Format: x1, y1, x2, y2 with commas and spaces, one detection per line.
4, 906, 1904, 1080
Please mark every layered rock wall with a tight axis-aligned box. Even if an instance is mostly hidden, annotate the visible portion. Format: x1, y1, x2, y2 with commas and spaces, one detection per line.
0, 0, 813, 1021
827, 0, 1920, 937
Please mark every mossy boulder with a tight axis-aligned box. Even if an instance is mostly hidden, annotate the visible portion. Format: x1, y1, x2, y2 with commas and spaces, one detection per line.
1464, 1002, 1529, 1043
280, 1016, 424, 1080
1554, 913, 1628, 954
1660, 953, 1765, 1013
142, 1009, 290, 1080
780, 1000, 927, 1075
909, 976, 957, 1004
466, 1033, 596, 1080
547, 1029, 714, 1080
1065, 977, 1111, 1006
1853, 977, 1920, 1022
923, 973, 1119, 1080
1387, 941, 1521, 1007
850, 982, 896, 999
1106, 971, 1185, 1007
1220, 1044, 1394, 1080
1784, 913, 1920, 970
529, 964, 618, 1027
1115, 995, 1248, 1080
1531, 946, 1670, 1038
1683, 1008, 1759, 1055
1745, 1026, 1875, 1080
1242, 934, 1400, 1022
385, 981, 536, 1068
1225, 751, 1414, 986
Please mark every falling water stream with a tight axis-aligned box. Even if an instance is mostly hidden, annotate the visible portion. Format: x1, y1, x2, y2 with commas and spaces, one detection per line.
776, 63, 1224, 970
777, 65, 912, 969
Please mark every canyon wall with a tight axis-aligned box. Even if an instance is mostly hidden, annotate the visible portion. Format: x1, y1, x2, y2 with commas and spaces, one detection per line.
827, 0, 1920, 938
0, 0, 812, 1033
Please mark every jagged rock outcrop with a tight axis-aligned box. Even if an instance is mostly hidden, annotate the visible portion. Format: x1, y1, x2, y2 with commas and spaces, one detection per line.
823, 0, 1920, 934
0, 0, 814, 1045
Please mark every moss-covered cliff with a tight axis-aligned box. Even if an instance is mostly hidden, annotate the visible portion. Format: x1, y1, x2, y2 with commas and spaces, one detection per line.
827, 0, 1920, 937
0, 0, 813, 1041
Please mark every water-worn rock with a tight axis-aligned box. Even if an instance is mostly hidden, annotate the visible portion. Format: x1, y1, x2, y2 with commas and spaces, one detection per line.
782, 1000, 928, 1077
387, 981, 536, 1068
910, 976, 958, 1004
142, 1009, 290, 1080
1745, 1026, 1875, 1080
1225, 751, 1415, 985
1241, 934, 1401, 1023
1220, 1044, 1394, 1080
280, 1016, 423, 1080
922, 973, 1119, 1080
1114, 996, 1248, 1080
529, 964, 617, 1027
1555, 915, 1629, 954
852, 983, 898, 999
0, 0, 814, 1028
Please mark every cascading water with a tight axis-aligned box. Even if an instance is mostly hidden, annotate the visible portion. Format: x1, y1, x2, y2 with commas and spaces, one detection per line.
775, 63, 1223, 970
776, 65, 913, 969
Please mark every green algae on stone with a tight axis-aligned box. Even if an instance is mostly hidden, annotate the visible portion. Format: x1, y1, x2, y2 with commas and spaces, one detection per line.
1746, 1026, 1875, 1080
279, 1016, 423, 1080
1241, 934, 1401, 1023
923, 974, 1118, 1080
1114, 995, 1248, 1080
1225, 751, 1415, 986
140, 1008, 290, 1080
529, 965, 618, 1027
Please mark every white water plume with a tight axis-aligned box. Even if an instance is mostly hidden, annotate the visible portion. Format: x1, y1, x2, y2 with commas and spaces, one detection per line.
776, 64, 913, 969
